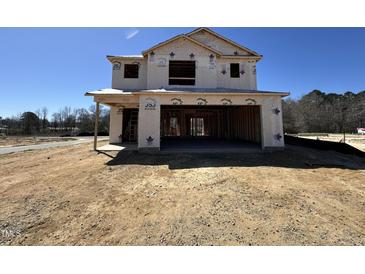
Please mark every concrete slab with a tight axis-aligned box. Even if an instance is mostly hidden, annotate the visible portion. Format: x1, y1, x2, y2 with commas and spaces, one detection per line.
97, 143, 138, 152
160, 139, 262, 153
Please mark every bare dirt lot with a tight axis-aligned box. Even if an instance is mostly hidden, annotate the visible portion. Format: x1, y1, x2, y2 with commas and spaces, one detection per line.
300, 134, 365, 152
0, 141, 364, 245
0, 136, 76, 147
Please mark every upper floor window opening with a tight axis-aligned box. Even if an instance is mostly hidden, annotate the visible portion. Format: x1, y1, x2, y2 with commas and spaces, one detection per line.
230, 63, 240, 78
124, 64, 139, 78
169, 60, 196, 85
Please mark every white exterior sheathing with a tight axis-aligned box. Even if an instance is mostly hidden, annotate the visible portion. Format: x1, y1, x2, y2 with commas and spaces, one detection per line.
147, 37, 217, 89
189, 30, 251, 56
132, 93, 284, 150
216, 59, 257, 90
138, 96, 161, 150
98, 29, 287, 151
112, 59, 147, 90
109, 106, 123, 143
110, 37, 258, 91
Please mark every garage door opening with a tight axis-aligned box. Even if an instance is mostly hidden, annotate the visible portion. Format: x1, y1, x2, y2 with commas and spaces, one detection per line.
160, 105, 262, 151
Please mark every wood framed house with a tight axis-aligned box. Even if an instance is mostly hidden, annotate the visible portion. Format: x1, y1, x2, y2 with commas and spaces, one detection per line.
86, 27, 289, 151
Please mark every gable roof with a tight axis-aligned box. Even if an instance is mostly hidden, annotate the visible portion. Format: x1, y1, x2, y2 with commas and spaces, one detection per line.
141, 34, 222, 56
186, 27, 261, 57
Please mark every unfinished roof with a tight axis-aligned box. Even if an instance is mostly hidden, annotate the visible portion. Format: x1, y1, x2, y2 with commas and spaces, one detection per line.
138, 88, 289, 97
85, 88, 289, 97
85, 89, 132, 96
107, 55, 144, 62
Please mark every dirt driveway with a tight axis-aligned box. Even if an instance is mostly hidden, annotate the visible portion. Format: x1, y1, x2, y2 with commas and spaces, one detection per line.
0, 141, 364, 245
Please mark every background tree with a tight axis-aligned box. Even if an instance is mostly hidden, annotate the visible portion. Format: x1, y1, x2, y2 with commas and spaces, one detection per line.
20, 112, 40, 135
41, 107, 48, 130
282, 90, 365, 133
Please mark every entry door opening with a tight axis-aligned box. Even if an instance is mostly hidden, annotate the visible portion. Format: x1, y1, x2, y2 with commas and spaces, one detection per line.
122, 108, 139, 143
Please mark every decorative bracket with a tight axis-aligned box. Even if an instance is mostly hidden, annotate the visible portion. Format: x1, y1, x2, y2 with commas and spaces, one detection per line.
245, 98, 257, 105
196, 98, 208, 105
171, 98, 183, 105
221, 98, 232, 105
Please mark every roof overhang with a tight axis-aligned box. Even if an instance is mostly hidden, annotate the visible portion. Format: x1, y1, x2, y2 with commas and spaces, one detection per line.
85, 89, 132, 96
106, 55, 144, 63
136, 90, 289, 97
85, 88, 289, 98
221, 55, 262, 61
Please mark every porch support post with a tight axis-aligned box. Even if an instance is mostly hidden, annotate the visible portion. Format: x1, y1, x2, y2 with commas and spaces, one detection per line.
94, 102, 100, 151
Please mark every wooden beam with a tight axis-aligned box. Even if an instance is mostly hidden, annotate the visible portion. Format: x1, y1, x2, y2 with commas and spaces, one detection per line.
94, 102, 100, 151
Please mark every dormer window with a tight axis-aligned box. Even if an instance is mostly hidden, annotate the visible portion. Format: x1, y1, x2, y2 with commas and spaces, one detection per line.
169, 60, 195, 85
124, 64, 139, 78
230, 63, 240, 78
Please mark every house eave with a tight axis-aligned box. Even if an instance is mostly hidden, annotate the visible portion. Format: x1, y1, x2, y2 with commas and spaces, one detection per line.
106, 55, 145, 63
220, 55, 262, 61
85, 88, 290, 98
136, 89, 290, 97
136, 92, 290, 97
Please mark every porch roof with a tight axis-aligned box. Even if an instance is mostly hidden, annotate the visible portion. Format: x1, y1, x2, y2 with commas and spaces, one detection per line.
85, 88, 289, 97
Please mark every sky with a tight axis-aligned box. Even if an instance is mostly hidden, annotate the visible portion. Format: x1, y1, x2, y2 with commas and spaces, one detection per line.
0, 27, 364, 118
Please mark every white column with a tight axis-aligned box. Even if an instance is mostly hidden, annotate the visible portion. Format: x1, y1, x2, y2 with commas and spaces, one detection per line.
94, 102, 99, 150
260, 97, 284, 149
138, 96, 161, 151
109, 106, 123, 144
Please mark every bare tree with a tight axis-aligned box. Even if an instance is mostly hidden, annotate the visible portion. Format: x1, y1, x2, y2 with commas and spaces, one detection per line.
41, 107, 48, 129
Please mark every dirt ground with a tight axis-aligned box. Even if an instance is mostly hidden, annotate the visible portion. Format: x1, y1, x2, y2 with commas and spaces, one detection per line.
300, 134, 365, 152
0, 136, 76, 147
0, 141, 364, 246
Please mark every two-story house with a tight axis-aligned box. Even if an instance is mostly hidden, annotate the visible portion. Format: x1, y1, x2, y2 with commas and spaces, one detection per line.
86, 27, 289, 151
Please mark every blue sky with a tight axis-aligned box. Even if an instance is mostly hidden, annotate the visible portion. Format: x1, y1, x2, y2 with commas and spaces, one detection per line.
0, 27, 364, 118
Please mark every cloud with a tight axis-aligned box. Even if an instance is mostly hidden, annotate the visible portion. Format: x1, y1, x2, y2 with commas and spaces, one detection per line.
125, 29, 139, 40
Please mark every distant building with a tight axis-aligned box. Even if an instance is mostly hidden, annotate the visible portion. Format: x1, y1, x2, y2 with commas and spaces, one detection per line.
357, 128, 365, 134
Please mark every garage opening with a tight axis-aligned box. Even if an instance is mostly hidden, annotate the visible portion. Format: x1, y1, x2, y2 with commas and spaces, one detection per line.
160, 105, 261, 151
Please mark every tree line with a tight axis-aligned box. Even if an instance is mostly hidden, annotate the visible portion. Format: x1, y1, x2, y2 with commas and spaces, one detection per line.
1, 90, 364, 136
0, 106, 110, 136
282, 90, 365, 133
